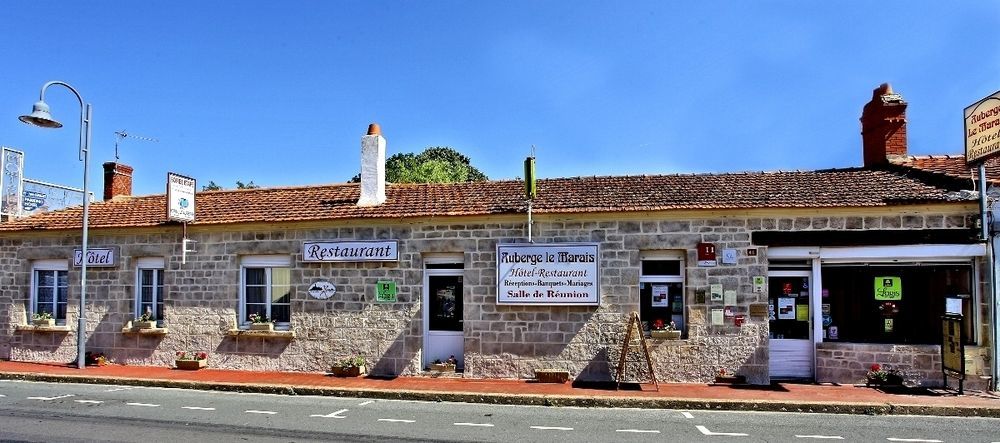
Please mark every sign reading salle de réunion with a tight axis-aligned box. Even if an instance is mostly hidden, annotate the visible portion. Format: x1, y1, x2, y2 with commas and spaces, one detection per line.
496, 243, 600, 306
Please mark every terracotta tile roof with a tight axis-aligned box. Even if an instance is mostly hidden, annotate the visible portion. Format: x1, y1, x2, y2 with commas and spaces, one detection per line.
0, 168, 975, 232
889, 155, 1000, 185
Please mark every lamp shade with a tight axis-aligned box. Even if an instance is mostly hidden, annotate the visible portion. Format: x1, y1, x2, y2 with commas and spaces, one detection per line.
19, 100, 63, 128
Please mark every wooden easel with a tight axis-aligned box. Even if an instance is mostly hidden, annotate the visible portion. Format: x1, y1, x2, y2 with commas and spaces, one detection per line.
616, 311, 658, 391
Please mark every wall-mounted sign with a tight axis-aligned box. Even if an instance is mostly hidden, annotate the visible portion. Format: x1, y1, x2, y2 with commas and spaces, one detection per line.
376, 280, 397, 303
723, 289, 737, 306
721, 248, 737, 265
874, 276, 902, 300
696, 242, 717, 267
710, 284, 723, 301
302, 240, 399, 262
496, 242, 600, 305
166, 172, 196, 223
73, 247, 117, 267
752, 276, 765, 293
307, 280, 336, 299
749, 303, 768, 319
965, 89, 1000, 164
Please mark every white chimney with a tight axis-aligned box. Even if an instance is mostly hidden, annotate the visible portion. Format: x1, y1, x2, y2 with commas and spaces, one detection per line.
357, 123, 386, 207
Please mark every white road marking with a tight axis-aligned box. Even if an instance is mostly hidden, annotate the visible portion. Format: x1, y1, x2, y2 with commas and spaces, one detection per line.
358, 400, 374, 406
126, 402, 160, 407
245, 410, 277, 415
27, 394, 74, 401
182, 406, 216, 411
0, 394, 6, 397
74, 400, 104, 404
104, 387, 132, 392
311, 408, 349, 418
796, 436, 844, 440
378, 419, 415, 423
681, 411, 694, 419
454, 423, 494, 427
617, 429, 661, 433
697, 425, 748, 436
531, 426, 574, 431
886, 439, 942, 443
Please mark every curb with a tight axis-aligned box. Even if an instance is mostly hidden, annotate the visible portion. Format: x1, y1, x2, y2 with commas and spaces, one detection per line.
2, 371, 998, 418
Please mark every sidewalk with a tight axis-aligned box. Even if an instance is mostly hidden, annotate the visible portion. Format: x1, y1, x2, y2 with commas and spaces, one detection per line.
1, 360, 998, 417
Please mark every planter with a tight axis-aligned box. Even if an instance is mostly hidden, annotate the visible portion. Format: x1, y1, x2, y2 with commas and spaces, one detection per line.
32, 318, 55, 327
134, 320, 157, 329
714, 375, 747, 384
534, 369, 570, 383
651, 329, 681, 340
430, 363, 456, 372
330, 365, 366, 377
250, 322, 274, 331
175, 359, 206, 370
866, 374, 904, 387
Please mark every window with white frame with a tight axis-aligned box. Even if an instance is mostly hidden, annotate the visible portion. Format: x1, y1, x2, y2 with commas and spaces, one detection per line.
241, 255, 292, 327
639, 251, 685, 334
135, 257, 165, 324
32, 259, 69, 324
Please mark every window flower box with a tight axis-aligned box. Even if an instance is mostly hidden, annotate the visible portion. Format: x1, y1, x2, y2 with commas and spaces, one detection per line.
32, 318, 56, 327
134, 320, 157, 329
250, 322, 274, 331
651, 329, 681, 340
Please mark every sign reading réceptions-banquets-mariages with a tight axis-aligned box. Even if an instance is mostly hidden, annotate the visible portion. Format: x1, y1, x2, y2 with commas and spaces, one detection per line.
301, 240, 399, 262
166, 172, 196, 223
965, 90, 1000, 164
496, 243, 600, 305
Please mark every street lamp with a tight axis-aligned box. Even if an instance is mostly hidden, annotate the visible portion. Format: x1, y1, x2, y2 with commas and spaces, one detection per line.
19, 81, 92, 369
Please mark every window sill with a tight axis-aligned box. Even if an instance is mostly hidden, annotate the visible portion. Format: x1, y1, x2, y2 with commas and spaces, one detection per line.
15, 324, 71, 333
226, 329, 296, 339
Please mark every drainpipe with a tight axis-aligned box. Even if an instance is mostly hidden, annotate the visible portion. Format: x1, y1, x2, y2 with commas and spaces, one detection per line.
980, 164, 998, 392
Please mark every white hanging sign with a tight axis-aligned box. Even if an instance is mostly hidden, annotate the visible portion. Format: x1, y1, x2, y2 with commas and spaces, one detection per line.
166, 172, 196, 223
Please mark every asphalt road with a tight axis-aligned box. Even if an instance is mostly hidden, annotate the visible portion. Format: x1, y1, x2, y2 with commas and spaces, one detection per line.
0, 380, 998, 442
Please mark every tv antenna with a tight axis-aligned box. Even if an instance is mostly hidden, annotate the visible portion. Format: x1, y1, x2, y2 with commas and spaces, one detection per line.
113, 130, 158, 160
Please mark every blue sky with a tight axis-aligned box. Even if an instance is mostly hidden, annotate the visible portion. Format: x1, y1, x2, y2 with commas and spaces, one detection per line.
2, 2, 998, 197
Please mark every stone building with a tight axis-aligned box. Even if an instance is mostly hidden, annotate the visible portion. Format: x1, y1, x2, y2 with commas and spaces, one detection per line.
0, 84, 995, 388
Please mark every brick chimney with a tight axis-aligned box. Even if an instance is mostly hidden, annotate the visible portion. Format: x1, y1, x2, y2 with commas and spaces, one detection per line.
102, 162, 133, 201
861, 83, 908, 167
357, 123, 386, 207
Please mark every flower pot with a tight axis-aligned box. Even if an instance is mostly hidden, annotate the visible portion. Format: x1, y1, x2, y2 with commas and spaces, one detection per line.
250, 323, 274, 331
175, 359, 206, 370
430, 363, 456, 372
714, 375, 746, 384
32, 318, 55, 327
534, 369, 570, 383
134, 320, 157, 329
330, 365, 365, 377
651, 330, 681, 340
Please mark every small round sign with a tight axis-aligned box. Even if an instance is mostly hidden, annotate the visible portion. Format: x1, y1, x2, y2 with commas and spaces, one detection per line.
307, 280, 336, 300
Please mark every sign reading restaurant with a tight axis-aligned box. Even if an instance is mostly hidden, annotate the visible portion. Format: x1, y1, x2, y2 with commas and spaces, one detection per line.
965, 90, 1000, 164
302, 240, 398, 262
496, 243, 600, 306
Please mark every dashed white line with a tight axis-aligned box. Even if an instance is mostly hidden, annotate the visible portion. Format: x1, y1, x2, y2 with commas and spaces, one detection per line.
126, 402, 160, 407
617, 429, 661, 433
310, 408, 349, 418
886, 439, 942, 443
0, 394, 6, 397
681, 411, 694, 419
182, 406, 216, 411
74, 400, 103, 404
696, 425, 748, 437
104, 387, 132, 392
27, 394, 74, 401
378, 419, 415, 423
358, 400, 374, 406
531, 426, 574, 431
796, 436, 844, 440
245, 410, 277, 415
454, 423, 494, 427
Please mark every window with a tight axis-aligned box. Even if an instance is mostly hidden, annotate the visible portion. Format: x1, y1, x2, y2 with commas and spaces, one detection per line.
32, 260, 68, 324
135, 257, 165, 324
240, 255, 292, 327
639, 252, 685, 334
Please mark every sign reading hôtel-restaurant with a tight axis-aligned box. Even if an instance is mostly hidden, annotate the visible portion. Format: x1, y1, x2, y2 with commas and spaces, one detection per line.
302, 240, 398, 262
497, 243, 600, 305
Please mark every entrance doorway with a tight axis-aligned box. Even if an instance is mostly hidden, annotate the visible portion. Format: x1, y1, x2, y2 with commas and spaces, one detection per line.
423, 258, 464, 370
768, 271, 814, 379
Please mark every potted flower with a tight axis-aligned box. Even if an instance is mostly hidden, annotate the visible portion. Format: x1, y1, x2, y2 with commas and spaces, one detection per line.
175, 351, 208, 370
430, 355, 457, 372
84, 351, 108, 366
865, 363, 904, 387
248, 313, 273, 331
330, 355, 366, 377
650, 319, 681, 339
134, 309, 157, 329
31, 311, 55, 327
714, 368, 746, 384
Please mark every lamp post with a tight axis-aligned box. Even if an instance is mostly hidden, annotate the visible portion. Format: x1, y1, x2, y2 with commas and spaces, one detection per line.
19, 81, 92, 369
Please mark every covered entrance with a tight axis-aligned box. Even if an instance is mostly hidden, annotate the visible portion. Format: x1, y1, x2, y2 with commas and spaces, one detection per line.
422, 256, 464, 370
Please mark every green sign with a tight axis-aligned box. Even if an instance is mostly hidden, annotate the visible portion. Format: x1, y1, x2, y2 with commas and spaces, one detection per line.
376, 280, 397, 303
874, 276, 902, 300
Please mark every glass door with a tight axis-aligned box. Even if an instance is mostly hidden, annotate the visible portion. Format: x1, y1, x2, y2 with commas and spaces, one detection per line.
423, 268, 464, 369
768, 271, 814, 379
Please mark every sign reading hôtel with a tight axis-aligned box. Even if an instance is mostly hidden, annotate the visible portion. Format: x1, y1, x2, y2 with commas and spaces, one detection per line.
302, 240, 398, 262
965, 90, 1000, 164
496, 243, 600, 306
73, 247, 117, 267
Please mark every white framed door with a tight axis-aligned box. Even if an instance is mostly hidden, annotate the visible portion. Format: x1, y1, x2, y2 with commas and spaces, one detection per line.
768, 270, 814, 379
423, 268, 464, 369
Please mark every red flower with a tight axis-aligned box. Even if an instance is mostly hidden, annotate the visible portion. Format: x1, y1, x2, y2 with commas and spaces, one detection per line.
196, 352, 208, 360
870, 364, 881, 372
176, 351, 185, 358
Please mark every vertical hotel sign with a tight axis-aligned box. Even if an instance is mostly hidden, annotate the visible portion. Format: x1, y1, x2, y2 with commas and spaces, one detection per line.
496, 243, 600, 306
0, 147, 24, 218
965, 90, 1000, 164
166, 173, 196, 222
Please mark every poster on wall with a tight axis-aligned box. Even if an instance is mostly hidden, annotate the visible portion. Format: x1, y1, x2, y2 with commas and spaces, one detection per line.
651, 285, 669, 307
777, 297, 796, 320
723, 290, 737, 306
795, 304, 809, 321
752, 276, 765, 293
711, 308, 724, 325
710, 284, 723, 301
496, 243, 600, 305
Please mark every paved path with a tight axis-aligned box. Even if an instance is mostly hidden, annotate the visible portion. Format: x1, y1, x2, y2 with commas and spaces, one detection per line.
1, 360, 997, 417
